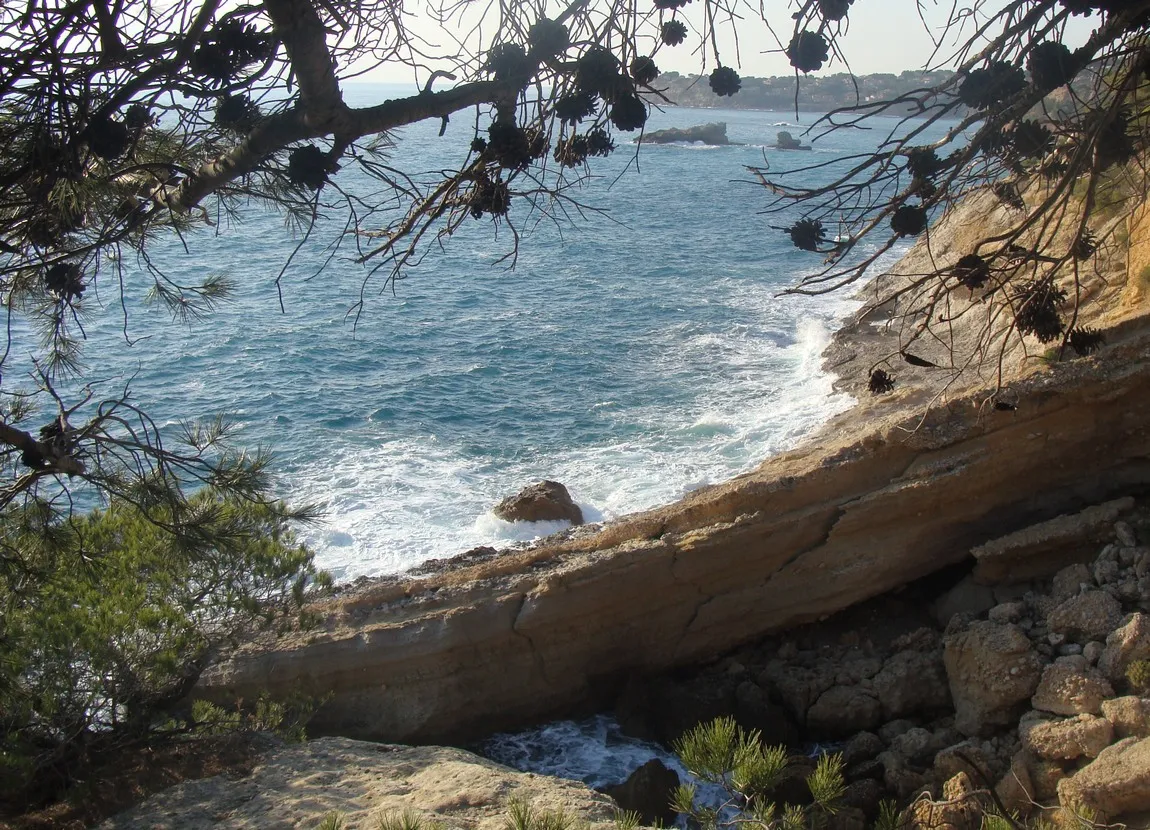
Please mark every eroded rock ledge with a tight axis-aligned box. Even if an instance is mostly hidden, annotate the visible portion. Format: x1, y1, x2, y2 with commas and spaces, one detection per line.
197, 317, 1150, 746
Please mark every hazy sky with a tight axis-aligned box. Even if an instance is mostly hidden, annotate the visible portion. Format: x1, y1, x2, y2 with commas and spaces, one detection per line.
360, 0, 1099, 83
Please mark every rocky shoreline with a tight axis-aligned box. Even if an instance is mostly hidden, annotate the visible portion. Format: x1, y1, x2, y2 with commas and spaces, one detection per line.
96, 182, 1150, 826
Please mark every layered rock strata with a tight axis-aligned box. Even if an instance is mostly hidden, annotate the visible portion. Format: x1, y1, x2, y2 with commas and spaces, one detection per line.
198, 324, 1150, 745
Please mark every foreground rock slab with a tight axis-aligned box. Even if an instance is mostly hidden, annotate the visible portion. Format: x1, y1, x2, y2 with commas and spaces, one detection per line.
199, 328, 1150, 744
100, 738, 617, 830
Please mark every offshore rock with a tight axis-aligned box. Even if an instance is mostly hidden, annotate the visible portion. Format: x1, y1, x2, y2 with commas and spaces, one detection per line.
640, 122, 731, 145
602, 759, 680, 827
494, 480, 583, 525
197, 328, 1150, 745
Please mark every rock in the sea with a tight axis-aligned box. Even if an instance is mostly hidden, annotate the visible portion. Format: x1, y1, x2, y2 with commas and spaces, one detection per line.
603, 759, 680, 827
1046, 590, 1123, 643
1057, 736, 1150, 821
943, 621, 1045, 737
99, 738, 618, 830
1019, 711, 1113, 761
640, 122, 730, 145
1031, 661, 1113, 716
494, 480, 583, 525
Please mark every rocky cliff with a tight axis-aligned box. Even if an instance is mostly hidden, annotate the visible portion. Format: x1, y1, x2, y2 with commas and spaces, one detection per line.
197, 184, 1150, 748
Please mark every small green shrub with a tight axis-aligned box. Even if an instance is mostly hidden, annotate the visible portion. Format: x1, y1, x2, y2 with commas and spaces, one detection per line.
1126, 660, 1150, 694
673, 717, 844, 830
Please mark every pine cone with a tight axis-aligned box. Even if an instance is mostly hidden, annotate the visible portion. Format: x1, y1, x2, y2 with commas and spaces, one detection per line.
528, 19, 570, 58
630, 56, 660, 86
709, 66, 741, 97
1027, 42, 1078, 91
610, 93, 648, 131
890, 204, 927, 236
868, 369, 895, 395
661, 20, 689, 46
958, 62, 1025, 110
287, 145, 328, 190
787, 31, 829, 73
953, 253, 990, 290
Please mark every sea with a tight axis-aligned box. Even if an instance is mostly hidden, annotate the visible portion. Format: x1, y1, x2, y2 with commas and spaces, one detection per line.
62, 83, 959, 581
54, 82, 960, 787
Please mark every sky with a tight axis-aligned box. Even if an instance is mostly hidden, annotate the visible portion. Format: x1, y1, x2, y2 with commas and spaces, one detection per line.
359, 0, 1100, 83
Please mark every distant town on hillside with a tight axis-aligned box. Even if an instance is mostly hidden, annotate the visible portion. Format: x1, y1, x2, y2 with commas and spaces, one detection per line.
656, 69, 957, 112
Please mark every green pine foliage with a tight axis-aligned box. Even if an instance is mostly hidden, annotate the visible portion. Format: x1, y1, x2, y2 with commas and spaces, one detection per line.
673, 717, 844, 830
0, 487, 329, 809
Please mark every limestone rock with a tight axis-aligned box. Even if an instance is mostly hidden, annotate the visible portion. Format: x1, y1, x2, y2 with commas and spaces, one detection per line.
807, 685, 881, 738
1046, 590, 1123, 643
1031, 662, 1113, 716
760, 660, 837, 725
641, 123, 730, 145
995, 751, 1036, 816
890, 727, 939, 767
1099, 613, 1150, 682
972, 499, 1134, 585
933, 740, 989, 784
1019, 711, 1113, 761
99, 738, 618, 830
603, 759, 679, 827
934, 577, 996, 628
1057, 736, 1150, 821
1052, 563, 1095, 602
195, 332, 1150, 744
906, 772, 986, 830
943, 621, 1045, 737
872, 650, 952, 720
1101, 696, 1150, 740
494, 481, 583, 525
842, 731, 885, 767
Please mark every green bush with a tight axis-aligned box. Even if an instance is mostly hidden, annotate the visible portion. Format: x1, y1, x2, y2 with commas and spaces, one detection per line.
0, 487, 329, 809
1126, 660, 1150, 695
671, 717, 845, 830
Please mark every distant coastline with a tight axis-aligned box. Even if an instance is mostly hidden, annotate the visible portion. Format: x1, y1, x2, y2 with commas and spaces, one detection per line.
655, 69, 956, 113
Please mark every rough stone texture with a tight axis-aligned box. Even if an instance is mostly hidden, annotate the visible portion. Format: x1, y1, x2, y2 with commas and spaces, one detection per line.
1046, 590, 1124, 643
1031, 662, 1114, 716
906, 772, 986, 830
995, 752, 1036, 816
99, 738, 618, 830
934, 577, 996, 628
640, 122, 730, 145
842, 731, 885, 767
807, 685, 882, 738
1052, 563, 1096, 602
1099, 613, 1150, 683
972, 500, 1134, 585
943, 621, 1045, 737
871, 650, 952, 720
1101, 696, 1150, 740
602, 759, 679, 828
1057, 737, 1150, 821
493, 480, 583, 525
196, 330, 1150, 744
1019, 712, 1114, 761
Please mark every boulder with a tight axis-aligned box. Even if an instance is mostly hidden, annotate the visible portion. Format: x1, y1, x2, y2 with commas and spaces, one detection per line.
494, 481, 583, 525
98, 738, 618, 830
1030, 662, 1114, 716
733, 680, 800, 748
1046, 590, 1123, 643
1019, 711, 1113, 761
806, 685, 882, 738
1052, 563, 1095, 602
1057, 736, 1150, 821
994, 752, 1036, 816
905, 772, 987, 830
934, 576, 996, 628
603, 759, 680, 827
943, 621, 1045, 736
641, 123, 730, 145
1100, 696, 1150, 739
841, 731, 885, 767
1098, 613, 1150, 682
889, 727, 938, 767
872, 650, 952, 720
971, 499, 1134, 585
759, 659, 837, 725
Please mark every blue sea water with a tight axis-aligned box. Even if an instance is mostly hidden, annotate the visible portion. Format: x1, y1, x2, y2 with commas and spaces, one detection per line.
62, 84, 954, 579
